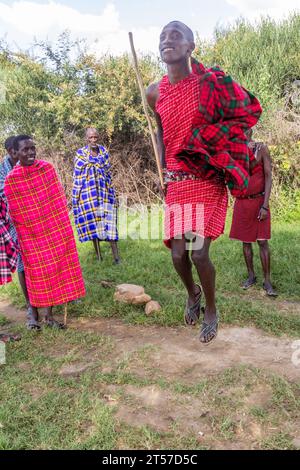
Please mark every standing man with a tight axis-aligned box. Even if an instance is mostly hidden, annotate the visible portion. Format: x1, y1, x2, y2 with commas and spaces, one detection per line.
146, 21, 262, 344
230, 129, 277, 296
72, 128, 120, 264
4, 135, 86, 330
0, 136, 35, 326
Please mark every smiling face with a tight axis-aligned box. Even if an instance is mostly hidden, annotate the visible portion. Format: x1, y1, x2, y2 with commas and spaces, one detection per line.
15, 139, 36, 167
159, 22, 195, 65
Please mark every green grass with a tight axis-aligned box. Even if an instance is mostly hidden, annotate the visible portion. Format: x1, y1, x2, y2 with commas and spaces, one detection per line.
1, 215, 299, 336
1, 213, 299, 449
0, 329, 299, 449
0, 314, 9, 327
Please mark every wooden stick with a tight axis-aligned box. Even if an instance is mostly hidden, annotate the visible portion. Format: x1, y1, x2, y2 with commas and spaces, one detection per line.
64, 304, 68, 326
128, 32, 164, 189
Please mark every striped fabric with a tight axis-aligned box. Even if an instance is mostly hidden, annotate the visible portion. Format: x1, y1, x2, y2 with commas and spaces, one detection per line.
0, 197, 18, 285
4, 160, 86, 307
72, 145, 118, 243
156, 73, 228, 248
0, 155, 24, 272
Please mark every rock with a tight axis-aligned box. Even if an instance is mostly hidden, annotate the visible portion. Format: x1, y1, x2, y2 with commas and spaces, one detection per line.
100, 280, 115, 288
114, 284, 151, 305
145, 301, 162, 315
131, 294, 152, 305
116, 284, 145, 296
114, 291, 151, 305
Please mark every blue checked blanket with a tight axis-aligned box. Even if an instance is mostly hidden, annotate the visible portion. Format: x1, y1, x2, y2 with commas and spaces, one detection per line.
72, 145, 118, 242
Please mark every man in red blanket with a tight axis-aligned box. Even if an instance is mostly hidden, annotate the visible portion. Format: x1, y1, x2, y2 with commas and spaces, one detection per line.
146, 21, 262, 344
4, 135, 86, 330
230, 129, 277, 296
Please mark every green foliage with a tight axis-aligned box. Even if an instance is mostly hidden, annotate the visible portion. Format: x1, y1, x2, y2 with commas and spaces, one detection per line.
195, 14, 300, 111
0, 33, 161, 144
0, 16, 299, 213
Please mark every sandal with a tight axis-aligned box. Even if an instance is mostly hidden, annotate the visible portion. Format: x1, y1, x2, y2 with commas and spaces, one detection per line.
26, 306, 41, 331
242, 277, 257, 289
45, 319, 66, 330
0, 333, 21, 343
184, 284, 202, 326
263, 282, 278, 297
199, 308, 219, 345
26, 320, 41, 331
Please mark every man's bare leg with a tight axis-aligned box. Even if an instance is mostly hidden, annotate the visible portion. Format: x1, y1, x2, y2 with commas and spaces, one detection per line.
18, 270, 40, 328
242, 242, 256, 288
191, 238, 216, 323
45, 306, 66, 329
110, 241, 120, 264
170, 238, 201, 324
257, 240, 277, 295
92, 239, 102, 261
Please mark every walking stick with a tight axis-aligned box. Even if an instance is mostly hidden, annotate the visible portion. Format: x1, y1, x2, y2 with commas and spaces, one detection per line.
128, 32, 164, 189
64, 304, 68, 326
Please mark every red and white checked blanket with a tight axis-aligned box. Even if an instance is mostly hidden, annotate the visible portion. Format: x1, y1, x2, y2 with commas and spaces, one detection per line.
156, 73, 228, 246
4, 160, 85, 307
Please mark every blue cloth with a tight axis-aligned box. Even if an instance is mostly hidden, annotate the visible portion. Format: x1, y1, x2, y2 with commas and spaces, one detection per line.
0, 155, 24, 272
72, 145, 118, 243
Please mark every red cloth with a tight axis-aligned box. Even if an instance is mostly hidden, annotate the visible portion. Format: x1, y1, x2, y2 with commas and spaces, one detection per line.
4, 160, 86, 307
229, 163, 271, 242
0, 197, 18, 285
156, 74, 228, 248
175, 59, 262, 197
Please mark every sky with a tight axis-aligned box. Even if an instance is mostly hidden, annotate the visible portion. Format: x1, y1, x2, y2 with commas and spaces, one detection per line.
0, 0, 299, 56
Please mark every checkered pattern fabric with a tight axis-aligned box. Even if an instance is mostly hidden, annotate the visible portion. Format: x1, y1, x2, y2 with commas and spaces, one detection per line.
173, 59, 262, 197
0, 197, 18, 285
156, 72, 228, 247
0, 156, 24, 272
4, 160, 86, 307
72, 146, 118, 243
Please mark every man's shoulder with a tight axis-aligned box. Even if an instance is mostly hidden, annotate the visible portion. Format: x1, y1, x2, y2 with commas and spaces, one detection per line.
146, 81, 160, 109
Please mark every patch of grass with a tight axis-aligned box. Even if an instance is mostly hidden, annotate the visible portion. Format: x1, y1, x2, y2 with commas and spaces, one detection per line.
250, 406, 269, 420
1, 322, 299, 450
261, 432, 295, 450
1, 217, 299, 336
0, 314, 9, 327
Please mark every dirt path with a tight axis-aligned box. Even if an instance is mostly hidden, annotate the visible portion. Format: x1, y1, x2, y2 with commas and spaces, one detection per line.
1, 299, 299, 382
1, 298, 300, 449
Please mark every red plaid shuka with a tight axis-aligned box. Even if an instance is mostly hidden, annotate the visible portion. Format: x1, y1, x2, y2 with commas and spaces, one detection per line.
175, 59, 262, 197
156, 72, 228, 246
4, 161, 86, 307
0, 197, 18, 285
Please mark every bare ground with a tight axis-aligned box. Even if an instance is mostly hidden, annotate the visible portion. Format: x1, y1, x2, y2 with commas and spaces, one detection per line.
1, 298, 299, 450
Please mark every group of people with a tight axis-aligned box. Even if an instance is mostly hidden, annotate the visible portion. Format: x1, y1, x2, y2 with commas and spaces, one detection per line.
0, 130, 120, 341
1, 20, 277, 345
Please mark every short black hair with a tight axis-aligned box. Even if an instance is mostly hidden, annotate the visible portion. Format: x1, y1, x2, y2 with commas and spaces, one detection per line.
13, 134, 33, 151
165, 21, 194, 42
4, 136, 16, 151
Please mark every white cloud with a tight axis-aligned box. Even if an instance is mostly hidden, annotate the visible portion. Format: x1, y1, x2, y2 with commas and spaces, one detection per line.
226, 0, 300, 20
0, 1, 161, 55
